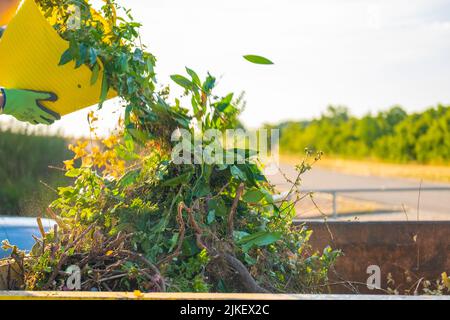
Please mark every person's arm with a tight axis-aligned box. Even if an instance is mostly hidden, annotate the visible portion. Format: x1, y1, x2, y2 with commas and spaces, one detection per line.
0, 1, 60, 125
0, 88, 61, 125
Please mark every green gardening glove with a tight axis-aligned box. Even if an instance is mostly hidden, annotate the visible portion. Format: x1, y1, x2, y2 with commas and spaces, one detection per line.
0, 88, 61, 125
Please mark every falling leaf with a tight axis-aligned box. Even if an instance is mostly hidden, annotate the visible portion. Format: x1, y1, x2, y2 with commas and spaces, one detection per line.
243, 55, 274, 65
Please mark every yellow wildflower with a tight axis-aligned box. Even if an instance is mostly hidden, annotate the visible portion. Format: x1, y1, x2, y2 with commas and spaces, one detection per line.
69, 141, 88, 159
81, 155, 93, 168
63, 159, 75, 170
91, 146, 100, 153
102, 135, 119, 149
442, 272, 450, 290
133, 290, 144, 298
87, 110, 99, 123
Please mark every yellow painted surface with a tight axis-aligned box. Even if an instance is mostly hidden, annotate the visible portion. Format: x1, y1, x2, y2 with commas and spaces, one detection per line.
0, 291, 448, 300
0, 291, 307, 300
0, 0, 115, 116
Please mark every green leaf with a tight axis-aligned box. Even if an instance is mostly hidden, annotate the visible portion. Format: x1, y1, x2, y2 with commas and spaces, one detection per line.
99, 70, 109, 107
216, 93, 234, 112
161, 171, 192, 187
191, 95, 201, 116
244, 253, 257, 265
182, 238, 201, 256
233, 231, 250, 242
247, 163, 267, 183
243, 55, 274, 65
90, 63, 100, 85
242, 189, 265, 203
237, 164, 257, 187
202, 73, 216, 92
124, 132, 135, 152
127, 77, 136, 94
170, 74, 193, 90
118, 53, 129, 73
57, 186, 75, 198
237, 231, 282, 253
230, 165, 246, 181
168, 233, 179, 253
118, 169, 141, 188
69, 38, 79, 58
217, 164, 228, 171
76, 44, 88, 68
59, 49, 73, 66
207, 210, 216, 225
208, 198, 227, 217
115, 145, 140, 161
146, 56, 155, 78
193, 182, 210, 197
260, 188, 274, 203
186, 67, 201, 86
65, 168, 82, 178
89, 47, 98, 65
133, 48, 144, 63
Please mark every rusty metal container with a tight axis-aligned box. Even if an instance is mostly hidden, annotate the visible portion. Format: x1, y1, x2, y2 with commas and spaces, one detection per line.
305, 221, 450, 294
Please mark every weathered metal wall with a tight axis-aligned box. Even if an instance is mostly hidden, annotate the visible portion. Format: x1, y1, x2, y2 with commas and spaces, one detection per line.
304, 221, 450, 294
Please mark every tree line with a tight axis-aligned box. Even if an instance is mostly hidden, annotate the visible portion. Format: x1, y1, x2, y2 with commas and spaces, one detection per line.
271, 105, 450, 164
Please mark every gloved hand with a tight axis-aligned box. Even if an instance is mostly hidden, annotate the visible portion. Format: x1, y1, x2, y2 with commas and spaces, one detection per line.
0, 88, 61, 125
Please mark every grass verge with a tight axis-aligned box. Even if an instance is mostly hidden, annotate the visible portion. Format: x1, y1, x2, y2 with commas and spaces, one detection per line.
0, 125, 71, 216
281, 154, 450, 183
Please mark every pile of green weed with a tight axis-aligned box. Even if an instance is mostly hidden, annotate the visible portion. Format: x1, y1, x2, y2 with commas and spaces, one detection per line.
6, 0, 340, 293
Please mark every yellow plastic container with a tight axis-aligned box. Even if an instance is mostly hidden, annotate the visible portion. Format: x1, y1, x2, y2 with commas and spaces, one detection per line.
0, 0, 21, 26
0, 0, 116, 116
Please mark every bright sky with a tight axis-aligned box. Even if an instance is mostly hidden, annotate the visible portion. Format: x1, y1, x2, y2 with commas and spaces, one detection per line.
2, 0, 450, 137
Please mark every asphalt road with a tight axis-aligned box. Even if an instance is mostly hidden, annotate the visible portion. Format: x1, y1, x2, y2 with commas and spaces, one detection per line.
270, 163, 450, 221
